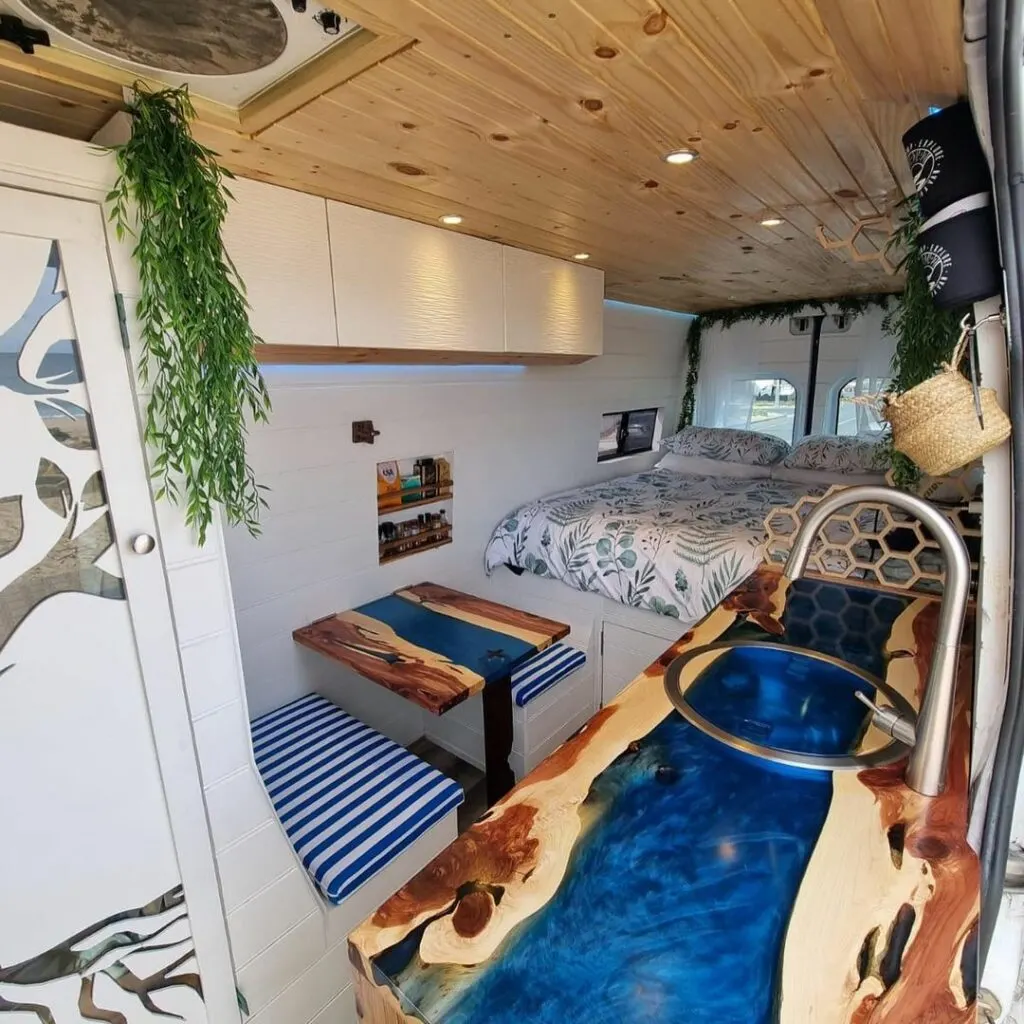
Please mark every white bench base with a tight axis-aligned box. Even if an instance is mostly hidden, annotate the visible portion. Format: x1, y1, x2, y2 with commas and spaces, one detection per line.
425, 657, 597, 781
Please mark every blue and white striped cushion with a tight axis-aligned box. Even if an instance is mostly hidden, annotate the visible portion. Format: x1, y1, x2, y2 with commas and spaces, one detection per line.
511, 642, 586, 708
250, 694, 464, 905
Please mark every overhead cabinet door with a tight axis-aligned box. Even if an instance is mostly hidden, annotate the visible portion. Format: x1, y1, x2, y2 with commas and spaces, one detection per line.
327, 201, 505, 351
503, 246, 604, 356
221, 177, 337, 348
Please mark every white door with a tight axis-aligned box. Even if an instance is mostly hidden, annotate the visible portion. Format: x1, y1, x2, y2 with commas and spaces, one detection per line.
0, 188, 210, 1022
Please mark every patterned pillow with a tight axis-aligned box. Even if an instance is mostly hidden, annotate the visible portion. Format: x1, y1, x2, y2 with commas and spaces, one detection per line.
782, 435, 889, 474
660, 425, 791, 467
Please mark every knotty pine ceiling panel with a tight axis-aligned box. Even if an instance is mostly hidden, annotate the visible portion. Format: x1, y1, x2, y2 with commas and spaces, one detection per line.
0, 0, 964, 310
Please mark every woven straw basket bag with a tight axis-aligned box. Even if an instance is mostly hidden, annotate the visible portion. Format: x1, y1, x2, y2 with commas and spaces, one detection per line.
884, 315, 1011, 476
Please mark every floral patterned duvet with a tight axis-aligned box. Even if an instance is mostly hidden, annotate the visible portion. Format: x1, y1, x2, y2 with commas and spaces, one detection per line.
483, 469, 824, 622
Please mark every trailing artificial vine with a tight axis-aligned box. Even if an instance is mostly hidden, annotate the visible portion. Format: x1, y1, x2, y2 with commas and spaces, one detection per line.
108, 85, 270, 544
875, 199, 967, 487
677, 292, 894, 430
883, 200, 966, 392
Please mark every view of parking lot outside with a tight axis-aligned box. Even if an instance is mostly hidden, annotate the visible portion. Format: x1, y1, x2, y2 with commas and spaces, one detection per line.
723, 376, 890, 442
723, 378, 797, 442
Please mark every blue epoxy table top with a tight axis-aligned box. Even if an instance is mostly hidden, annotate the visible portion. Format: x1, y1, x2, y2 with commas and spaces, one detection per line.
293, 581, 571, 713
354, 595, 535, 685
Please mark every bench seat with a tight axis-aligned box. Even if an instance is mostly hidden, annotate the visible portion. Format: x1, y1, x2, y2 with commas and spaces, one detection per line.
511, 642, 588, 707
251, 694, 464, 905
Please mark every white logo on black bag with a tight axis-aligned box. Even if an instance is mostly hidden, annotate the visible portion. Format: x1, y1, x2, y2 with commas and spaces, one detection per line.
921, 243, 953, 296
907, 138, 944, 194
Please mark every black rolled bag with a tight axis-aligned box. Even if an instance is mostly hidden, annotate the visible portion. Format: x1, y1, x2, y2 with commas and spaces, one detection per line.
902, 101, 1002, 308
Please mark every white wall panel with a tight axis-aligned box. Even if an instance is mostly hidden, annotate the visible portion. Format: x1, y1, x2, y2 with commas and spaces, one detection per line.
236, 913, 324, 1017
192, 700, 253, 788
247, 940, 353, 1024
217, 822, 298, 914
228, 869, 316, 968
180, 633, 243, 719
204, 768, 276, 852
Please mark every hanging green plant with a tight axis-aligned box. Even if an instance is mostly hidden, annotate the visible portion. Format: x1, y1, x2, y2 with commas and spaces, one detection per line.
677, 292, 893, 431
107, 84, 270, 544
880, 198, 966, 487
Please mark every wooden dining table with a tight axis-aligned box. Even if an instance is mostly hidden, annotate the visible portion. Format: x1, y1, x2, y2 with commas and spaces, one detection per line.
292, 582, 570, 804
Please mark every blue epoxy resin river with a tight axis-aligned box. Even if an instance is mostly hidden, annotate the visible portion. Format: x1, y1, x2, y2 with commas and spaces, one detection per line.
438, 716, 834, 1024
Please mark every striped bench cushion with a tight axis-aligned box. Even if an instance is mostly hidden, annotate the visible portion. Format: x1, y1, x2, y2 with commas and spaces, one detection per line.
511, 642, 587, 708
251, 694, 464, 905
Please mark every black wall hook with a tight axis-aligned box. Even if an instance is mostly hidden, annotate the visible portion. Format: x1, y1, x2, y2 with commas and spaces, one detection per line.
0, 15, 50, 55
352, 420, 381, 444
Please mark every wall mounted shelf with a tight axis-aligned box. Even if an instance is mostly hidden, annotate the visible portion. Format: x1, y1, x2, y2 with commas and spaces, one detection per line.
379, 528, 453, 565
377, 488, 453, 515
377, 452, 454, 566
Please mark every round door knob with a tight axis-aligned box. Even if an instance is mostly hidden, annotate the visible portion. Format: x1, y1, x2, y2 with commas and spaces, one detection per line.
131, 533, 156, 555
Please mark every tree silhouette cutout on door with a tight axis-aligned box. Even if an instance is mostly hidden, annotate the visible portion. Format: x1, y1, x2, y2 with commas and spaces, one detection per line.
0, 241, 124, 657
0, 241, 205, 1020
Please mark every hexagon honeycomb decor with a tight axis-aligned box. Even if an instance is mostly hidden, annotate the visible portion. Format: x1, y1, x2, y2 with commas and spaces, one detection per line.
781, 578, 907, 675
764, 475, 981, 596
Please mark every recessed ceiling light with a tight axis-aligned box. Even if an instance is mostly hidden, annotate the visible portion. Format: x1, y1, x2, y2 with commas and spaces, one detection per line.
760, 216, 784, 227
573, 252, 591, 261
439, 214, 463, 225
663, 149, 698, 165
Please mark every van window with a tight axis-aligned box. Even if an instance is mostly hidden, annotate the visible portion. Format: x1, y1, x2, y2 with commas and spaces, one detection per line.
598, 408, 659, 461
835, 377, 889, 436
722, 378, 797, 443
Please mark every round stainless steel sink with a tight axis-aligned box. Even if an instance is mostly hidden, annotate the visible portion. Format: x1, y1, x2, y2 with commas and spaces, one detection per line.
664, 641, 915, 772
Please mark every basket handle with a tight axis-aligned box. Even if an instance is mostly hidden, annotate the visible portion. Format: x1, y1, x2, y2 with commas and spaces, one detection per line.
947, 314, 973, 370
948, 310, 1004, 370
948, 311, 1005, 427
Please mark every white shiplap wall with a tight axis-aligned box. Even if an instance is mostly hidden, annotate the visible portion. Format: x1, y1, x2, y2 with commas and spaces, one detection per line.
151, 424, 346, 1024
224, 302, 689, 737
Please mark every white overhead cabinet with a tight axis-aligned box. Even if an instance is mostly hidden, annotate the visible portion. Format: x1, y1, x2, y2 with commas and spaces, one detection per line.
221, 177, 337, 348
327, 201, 506, 351
502, 245, 604, 356
223, 179, 604, 360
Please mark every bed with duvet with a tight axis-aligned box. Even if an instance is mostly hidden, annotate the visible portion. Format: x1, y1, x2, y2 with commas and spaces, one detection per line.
483, 427, 889, 626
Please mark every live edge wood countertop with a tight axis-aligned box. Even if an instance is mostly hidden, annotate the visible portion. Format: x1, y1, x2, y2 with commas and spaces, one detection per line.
349, 567, 979, 1024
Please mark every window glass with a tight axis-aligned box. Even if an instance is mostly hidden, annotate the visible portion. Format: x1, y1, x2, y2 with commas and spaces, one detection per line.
835, 377, 889, 436
597, 408, 659, 461
722, 378, 797, 443
598, 413, 622, 460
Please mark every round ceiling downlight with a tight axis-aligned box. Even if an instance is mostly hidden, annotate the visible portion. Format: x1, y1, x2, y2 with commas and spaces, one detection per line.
663, 149, 698, 165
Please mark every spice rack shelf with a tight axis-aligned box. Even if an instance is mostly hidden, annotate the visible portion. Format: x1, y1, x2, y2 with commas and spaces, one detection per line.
377, 451, 454, 566
379, 527, 453, 565
377, 487, 454, 516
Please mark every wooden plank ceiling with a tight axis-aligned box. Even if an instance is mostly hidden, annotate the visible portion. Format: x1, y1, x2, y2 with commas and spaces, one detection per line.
0, 0, 964, 311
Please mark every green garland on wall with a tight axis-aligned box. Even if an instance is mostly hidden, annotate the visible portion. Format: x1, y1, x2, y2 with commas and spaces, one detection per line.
677, 292, 895, 430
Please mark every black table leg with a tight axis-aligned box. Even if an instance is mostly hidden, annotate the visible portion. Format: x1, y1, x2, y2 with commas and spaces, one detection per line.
482, 673, 515, 806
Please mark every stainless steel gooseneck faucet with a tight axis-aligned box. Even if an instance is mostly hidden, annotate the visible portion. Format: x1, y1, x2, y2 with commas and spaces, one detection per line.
783, 485, 971, 797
